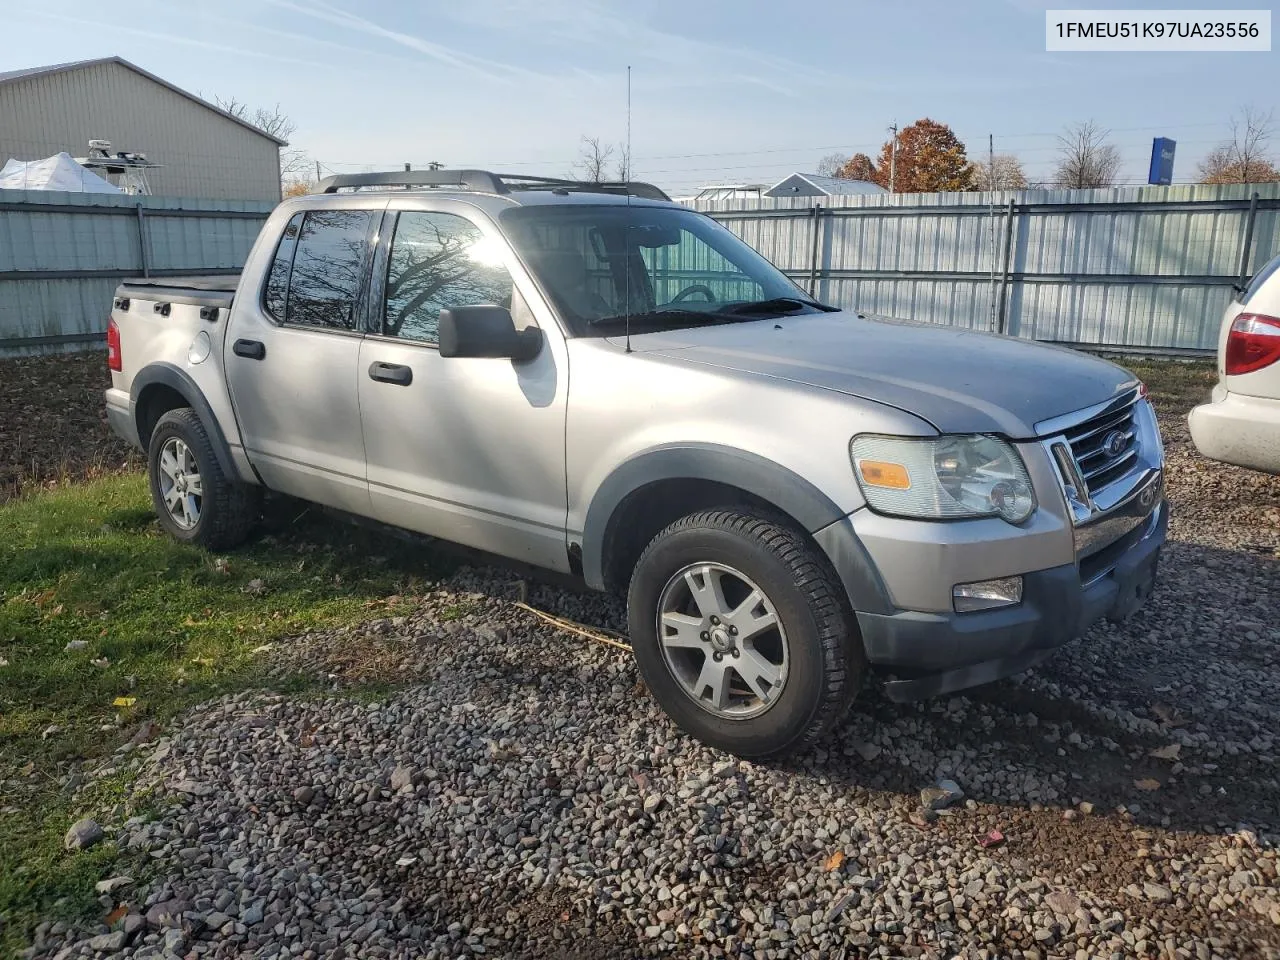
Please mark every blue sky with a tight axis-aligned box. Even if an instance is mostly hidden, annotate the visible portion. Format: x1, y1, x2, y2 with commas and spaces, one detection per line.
5, 0, 1277, 194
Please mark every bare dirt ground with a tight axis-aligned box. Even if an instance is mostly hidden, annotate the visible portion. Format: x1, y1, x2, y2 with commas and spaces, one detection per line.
0, 353, 140, 503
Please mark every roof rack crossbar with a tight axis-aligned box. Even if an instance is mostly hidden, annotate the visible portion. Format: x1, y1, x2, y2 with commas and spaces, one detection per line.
313, 169, 670, 201
316, 170, 507, 194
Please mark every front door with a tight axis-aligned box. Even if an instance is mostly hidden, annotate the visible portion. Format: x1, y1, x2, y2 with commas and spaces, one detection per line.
224, 203, 379, 515
357, 204, 569, 571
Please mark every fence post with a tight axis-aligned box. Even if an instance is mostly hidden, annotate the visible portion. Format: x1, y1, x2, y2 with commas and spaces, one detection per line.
135, 202, 151, 278
1238, 191, 1260, 289
995, 199, 1016, 335
808, 203, 823, 297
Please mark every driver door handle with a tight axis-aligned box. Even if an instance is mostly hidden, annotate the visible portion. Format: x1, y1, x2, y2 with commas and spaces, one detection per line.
368, 361, 413, 386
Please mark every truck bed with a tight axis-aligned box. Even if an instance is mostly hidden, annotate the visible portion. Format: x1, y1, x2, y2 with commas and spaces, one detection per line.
117, 274, 240, 310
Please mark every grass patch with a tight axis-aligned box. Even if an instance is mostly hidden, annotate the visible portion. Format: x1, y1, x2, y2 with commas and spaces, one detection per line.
0, 473, 457, 954
1120, 358, 1217, 420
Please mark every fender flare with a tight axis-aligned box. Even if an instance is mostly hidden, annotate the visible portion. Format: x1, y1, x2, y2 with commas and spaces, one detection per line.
130, 362, 237, 479
579, 442, 893, 614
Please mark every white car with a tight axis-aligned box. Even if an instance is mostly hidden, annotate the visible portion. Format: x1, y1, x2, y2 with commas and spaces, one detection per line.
1190, 253, 1280, 474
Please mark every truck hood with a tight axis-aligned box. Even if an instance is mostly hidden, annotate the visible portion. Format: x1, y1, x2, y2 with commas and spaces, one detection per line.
626, 312, 1138, 439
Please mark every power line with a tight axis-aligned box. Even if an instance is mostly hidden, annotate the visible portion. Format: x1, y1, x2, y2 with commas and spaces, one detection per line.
308, 122, 1233, 171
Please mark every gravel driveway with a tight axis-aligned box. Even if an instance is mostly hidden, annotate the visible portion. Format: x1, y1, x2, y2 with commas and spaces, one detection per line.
27, 372, 1280, 960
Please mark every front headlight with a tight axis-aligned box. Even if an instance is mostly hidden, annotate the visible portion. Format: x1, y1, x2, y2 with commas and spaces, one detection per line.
850, 434, 1036, 523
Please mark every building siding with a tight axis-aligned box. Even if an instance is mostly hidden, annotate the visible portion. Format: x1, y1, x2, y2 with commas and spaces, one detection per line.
0, 61, 280, 201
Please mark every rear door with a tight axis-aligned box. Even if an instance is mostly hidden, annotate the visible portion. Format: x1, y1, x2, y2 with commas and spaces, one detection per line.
356, 201, 570, 571
224, 201, 382, 514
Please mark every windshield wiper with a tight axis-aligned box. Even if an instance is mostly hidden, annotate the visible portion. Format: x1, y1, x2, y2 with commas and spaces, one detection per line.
714, 296, 835, 316
588, 309, 738, 328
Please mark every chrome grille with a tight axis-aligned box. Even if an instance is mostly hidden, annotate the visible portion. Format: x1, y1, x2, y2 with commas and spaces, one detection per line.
1063, 390, 1141, 497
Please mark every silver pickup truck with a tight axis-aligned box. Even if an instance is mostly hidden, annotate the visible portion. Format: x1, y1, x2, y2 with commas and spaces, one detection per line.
105, 169, 1167, 757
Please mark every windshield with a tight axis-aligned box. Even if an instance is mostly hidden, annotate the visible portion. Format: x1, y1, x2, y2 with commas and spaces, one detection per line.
500, 204, 830, 336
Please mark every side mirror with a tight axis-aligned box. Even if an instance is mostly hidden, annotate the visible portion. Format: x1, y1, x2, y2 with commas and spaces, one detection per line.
438, 305, 543, 362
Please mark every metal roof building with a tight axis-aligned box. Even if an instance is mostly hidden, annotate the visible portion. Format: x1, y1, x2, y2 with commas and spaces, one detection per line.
764, 173, 887, 198
0, 57, 285, 201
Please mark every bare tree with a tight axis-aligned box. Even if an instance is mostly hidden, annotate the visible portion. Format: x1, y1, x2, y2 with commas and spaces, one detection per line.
573, 136, 615, 182
816, 153, 849, 177
972, 153, 1029, 191
1053, 121, 1121, 189
614, 141, 632, 182
213, 95, 309, 186
1198, 107, 1280, 183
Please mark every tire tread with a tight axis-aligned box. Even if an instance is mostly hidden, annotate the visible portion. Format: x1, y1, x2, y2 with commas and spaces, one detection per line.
633, 507, 862, 755
149, 408, 258, 551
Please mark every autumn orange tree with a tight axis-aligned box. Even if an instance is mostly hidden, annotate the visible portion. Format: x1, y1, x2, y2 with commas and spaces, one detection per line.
835, 153, 878, 181
874, 118, 975, 192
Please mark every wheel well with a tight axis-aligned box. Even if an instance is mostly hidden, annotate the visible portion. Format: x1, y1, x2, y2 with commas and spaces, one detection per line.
600, 478, 803, 593
135, 384, 190, 450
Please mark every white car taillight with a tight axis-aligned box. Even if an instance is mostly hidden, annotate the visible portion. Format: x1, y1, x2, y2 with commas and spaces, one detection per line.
1225, 312, 1280, 375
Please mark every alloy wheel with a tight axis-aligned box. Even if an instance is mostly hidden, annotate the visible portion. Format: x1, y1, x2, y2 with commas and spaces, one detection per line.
655, 562, 789, 719
158, 437, 203, 530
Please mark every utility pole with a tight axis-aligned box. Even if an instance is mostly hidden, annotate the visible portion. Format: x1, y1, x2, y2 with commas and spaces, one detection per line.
427, 160, 443, 171
315, 159, 322, 181
888, 122, 898, 193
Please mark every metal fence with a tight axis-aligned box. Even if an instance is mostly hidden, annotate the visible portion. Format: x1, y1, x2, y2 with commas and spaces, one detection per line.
5, 185, 1278, 358
0, 189, 273, 357
692, 183, 1280, 354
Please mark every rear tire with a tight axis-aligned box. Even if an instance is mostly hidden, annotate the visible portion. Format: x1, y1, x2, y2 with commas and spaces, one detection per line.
627, 508, 863, 757
147, 408, 259, 550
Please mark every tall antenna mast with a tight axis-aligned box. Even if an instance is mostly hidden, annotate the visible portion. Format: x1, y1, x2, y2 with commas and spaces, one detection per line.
988, 133, 998, 332
624, 64, 633, 354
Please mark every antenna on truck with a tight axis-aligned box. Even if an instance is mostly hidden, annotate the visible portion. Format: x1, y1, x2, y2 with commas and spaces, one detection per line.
624, 64, 634, 355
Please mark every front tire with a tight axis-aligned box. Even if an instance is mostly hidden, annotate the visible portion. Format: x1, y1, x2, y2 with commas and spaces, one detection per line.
147, 408, 259, 550
627, 509, 863, 757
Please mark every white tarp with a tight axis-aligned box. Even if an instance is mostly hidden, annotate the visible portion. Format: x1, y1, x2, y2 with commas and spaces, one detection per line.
0, 152, 121, 193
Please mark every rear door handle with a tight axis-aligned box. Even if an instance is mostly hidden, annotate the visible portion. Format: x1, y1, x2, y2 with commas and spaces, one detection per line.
233, 339, 266, 360
368, 361, 413, 386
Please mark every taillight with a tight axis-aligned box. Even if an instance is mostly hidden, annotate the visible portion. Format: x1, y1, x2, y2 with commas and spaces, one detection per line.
1226, 313, 1280, 375
107, 317, 122, 372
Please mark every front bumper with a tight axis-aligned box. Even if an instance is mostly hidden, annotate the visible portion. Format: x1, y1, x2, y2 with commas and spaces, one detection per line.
1189, 386, 1280, 475
856, 497, 1167, 701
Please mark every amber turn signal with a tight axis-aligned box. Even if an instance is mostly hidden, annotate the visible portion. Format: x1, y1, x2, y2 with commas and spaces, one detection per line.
856, 459, 911, 489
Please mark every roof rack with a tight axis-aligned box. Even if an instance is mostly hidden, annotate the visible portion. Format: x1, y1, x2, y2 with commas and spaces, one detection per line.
313, 169, 671, 202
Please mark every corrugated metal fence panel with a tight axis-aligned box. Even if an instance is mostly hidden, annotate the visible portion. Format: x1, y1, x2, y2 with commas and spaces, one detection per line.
0, 189, 272, 355
821, 277, 999, 332
2, 277, 122, 351
694, 183, 1280, 353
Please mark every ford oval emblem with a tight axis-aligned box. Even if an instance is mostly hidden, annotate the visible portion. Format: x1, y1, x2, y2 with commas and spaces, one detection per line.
1102, 430, 1127, 459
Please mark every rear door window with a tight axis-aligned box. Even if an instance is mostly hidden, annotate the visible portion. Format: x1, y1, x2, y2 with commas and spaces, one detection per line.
281, 210, 375, 330
263, 212, 303, 322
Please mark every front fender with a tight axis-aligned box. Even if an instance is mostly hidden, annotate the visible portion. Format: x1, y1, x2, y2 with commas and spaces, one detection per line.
579, 442, 892, 615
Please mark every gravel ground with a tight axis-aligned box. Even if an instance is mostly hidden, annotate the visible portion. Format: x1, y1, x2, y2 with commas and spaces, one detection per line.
22, 366, 1280, 960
